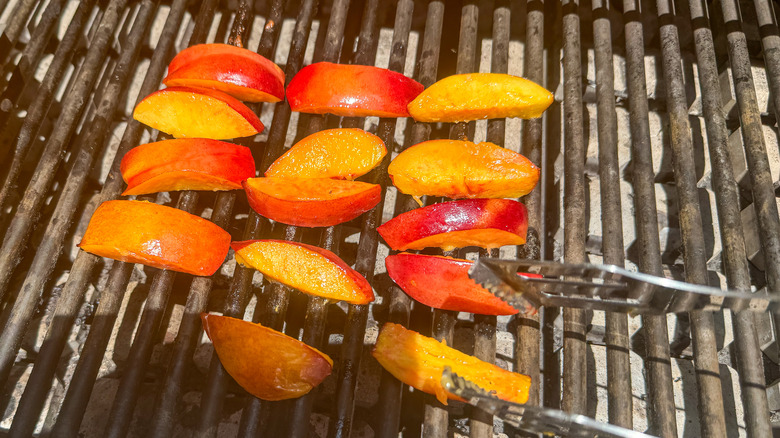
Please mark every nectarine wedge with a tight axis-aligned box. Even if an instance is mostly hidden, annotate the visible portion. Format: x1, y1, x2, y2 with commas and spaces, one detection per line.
408, 73, 554, 122
377, 199, 528, 251
243, 177, 381, 227
265, 128, 386, 180
120, 139, 256, 195
232, 240, 374, 304
286, 62, 423, 117
201, 313, 332, 400
164, 44, 285, 102
372, 323, 531, 405
78, 200, 231, 276
388, 140, 539, 203
133, 86, 263, 139
385, 253, 519, 315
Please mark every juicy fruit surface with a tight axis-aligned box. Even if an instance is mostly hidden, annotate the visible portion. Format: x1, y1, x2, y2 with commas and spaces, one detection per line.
232, 240, 374, 304
408, 73, 554, 122
265, 128, 387, 179
78, 200, 231, 276
121, 139, 256, 195
385, 254, 518, 315
164, 45, 285, 102
287, 62, 424, 117
372, 323, 531, 405
133, 86, 263, 139
243, 177, 381, 227
201, 314, 332, 401
388, 140, 540, 201
377, 199, 528, 251
167, 44, 285, 84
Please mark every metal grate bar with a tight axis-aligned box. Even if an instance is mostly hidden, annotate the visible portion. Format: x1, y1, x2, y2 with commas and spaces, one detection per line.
192, 0, 320, 434
754, 0, 780, 122
0, 0, 156, 421
516, 0, 545, 412
376, 2, 444, 436
560, 0, 588, 415
655, 0, 728, 433
0, 0, 42, 62
46, 2, 219, 435
7, 0, 192, 434
721, 0, 780, 300
0, 0, 97, 234
621, 0, 677, 434
0, 0, 126, 299
687, 0, 772, 434
591, 0, 632, 428
147, 1, 286, 436
370, 2, 416, 437
0, 0, 68, 118
469, 2, 510, 436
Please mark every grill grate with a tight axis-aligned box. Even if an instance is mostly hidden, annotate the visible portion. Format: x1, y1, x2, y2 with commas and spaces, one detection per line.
0, 0, 779, 436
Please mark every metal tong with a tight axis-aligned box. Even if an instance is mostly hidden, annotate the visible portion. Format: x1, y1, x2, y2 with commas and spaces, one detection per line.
441, 367, 654, 438
469, 258, 780, 315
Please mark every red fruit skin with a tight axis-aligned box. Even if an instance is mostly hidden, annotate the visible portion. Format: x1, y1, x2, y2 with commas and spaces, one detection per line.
242, 178, 382, 228
286, 62, 424, 117
386, 253, 519, 315
376, 199, 528, 251
120, 139, 256, 195
167, 43, 285, 84
164, 46, 285, 102
230, 240, 374, 303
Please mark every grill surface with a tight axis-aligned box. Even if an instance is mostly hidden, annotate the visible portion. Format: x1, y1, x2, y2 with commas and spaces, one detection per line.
0, 0, 779, 436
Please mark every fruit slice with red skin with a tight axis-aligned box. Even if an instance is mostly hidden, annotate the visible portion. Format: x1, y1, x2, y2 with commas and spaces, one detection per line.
377, 199, 528, 251
231, 240, 374, 304
120, 138, 256, 195
372, 323, 531, 405
164, 44, 285, 102
78, 200, 231, 276
388, 140, 539, 204
385, 253, 519, 315
243, 177, 381, 227
265, 128, 386, 180
408, 73, 554, 122
201, 313, 332, 401
286, 62, 423, 117
133, 86, 264, 139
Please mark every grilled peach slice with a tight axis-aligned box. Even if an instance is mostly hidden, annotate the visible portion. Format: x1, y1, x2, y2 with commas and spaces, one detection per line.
120, 139, 256, 195
133, 86, 263, 139
164, 43, 285, 102
388, 140, 539, 204
385, 253, 519, 315
232, 240, 374, 304
287, 62, 423, 117
243, 177, 381, 227
201, 314, 332, 401
372, 323, 531, 405
78, 200, 231, 276
265, 128, 386, 179
408, 73, 553, 122
377, 199, 527, 251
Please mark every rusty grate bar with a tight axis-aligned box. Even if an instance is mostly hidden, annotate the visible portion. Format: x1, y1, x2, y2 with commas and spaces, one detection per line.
591, 0, 632, 428
46, 2, 219, 435
621, 0, 677, 434
687, 0, 772, 434
0, 2, 158, 434
560, 0, 588, 415
8, 0, 192, 435
655, 0, 728, 434
515, 0, 545, 415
